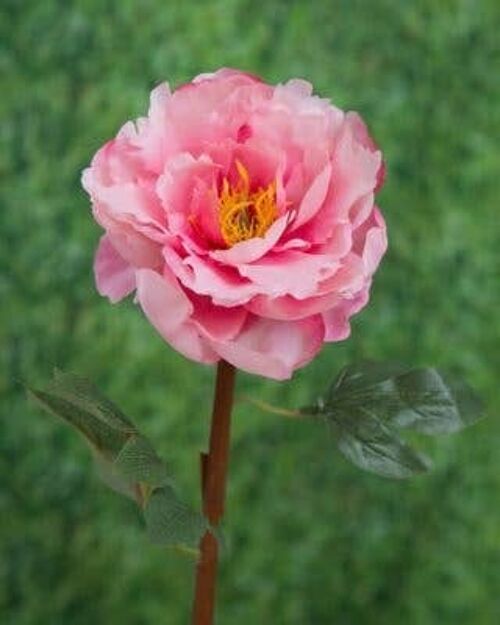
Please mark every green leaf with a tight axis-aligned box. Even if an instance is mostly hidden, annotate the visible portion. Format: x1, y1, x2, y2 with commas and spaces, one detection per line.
387, 369, 483, 434
51, 370, 137, 433
328, 360, 410, 400
304, 361, 483, 479
144, 486, 208, 549
27, 371, 206, 550
114, 435, 171, 487
27, 387, 130, 458
334, 407, 431, 479
328, 362, 483, 435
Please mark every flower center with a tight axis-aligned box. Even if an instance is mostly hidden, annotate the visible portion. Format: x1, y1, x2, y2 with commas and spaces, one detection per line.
218, 161, 277, 247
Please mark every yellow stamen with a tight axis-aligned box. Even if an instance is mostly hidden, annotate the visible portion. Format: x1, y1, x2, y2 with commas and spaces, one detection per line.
218, 161, 277, 247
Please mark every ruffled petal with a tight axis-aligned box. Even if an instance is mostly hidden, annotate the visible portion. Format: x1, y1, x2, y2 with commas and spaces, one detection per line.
209, 214, 289, 266
94, 235, 136, 303
190, 293, 248, 341
289, 163, 332, 231
237, 250, 340, 299
136, 268, 218, 363
322, 287, 370, 342
210, 315, 325, 380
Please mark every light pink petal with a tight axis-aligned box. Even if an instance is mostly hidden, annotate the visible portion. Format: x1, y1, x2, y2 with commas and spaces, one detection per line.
149, 82, 172, 123
166, 74, 272, 155
316, 253, 366, 298
332, 117, 382, 219
350, 192, 375, 229
289, 163, 332, 231
283, 78, 314, 98
247, 291, 341, 321
301, 119, 381, 243
284, 164, 305, 207
210, 315, 325, 380
163, 244, 259, 307
105, 226, 162, 268
182, 255, 259, 306
190, 293, 248, 341
229, 138, 284, 193
94, 235, 136, 303
344, 112, 386, 192
273, 237, 311, 252
315, 222, 353, 259
156, 152, 222, 250
209, 214, 289, 266
237, 251, 339, 299
83, 157, 167, 248
191, 67, 264, 87
345, 112, 378, 152
132, 82, 173, 173
322, 287, 370, 342
96, 182, 165, 234
137, 268, 192, 328
361, 208, 388, 274
135, 268, 218, 363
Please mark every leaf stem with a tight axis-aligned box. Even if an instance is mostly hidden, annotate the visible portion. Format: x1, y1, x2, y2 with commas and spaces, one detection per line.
191, 360, 236, 625
240, 395, 304, 419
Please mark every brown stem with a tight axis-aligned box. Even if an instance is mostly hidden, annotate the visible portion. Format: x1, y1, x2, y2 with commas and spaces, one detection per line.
191, 360, 236, 625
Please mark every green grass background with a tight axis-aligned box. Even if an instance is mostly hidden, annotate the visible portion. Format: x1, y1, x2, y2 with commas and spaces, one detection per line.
1, 1, 499, 623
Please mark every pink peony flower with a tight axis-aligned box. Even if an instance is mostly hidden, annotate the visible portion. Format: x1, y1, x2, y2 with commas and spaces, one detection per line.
82, 69, 387, 380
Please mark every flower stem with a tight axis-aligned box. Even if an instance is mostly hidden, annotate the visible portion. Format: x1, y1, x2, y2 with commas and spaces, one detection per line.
192, 360, 236, 625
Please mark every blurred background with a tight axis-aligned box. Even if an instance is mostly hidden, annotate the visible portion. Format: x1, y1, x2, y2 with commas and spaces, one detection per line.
1, 1, 499, 623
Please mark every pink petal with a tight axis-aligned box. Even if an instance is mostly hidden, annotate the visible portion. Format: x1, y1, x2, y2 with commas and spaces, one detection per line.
345, 112, 378, 152
133, 82, 173, 173
237, 250, 340, 299
190, 293, 248, 341
180, 255, 259, 306
156, 152, 222, 250
96, 182, 166, 235
331, 117, 382, 220
284, 164, 305, 207
210, 315, 325, 380
105, 226, 162, 268
322, 287, 370, 342
135, 268, 218, 363
345, 112, 386, 192
350, 192, 375, 229
191, 67, 264, 87
302, 119, 381, 243
316, 222, 353, 259
209, 214, 289, 266
247, 291, 341, 321
362, 208, 388, 274
289, 163, 332, 231
94, 235, 136, 303
316, 253, 366, 297
284, 78, 314, 97
273, 237, 311, 252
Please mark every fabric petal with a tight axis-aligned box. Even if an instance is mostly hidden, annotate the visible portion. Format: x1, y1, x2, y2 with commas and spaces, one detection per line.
182, 255, 260, 306
361, 208, 388, 274
209, 214, 289, 266
247, 291, 341, 321
289, 163, 332, 231
135, 268, 218, 363
322, 287, 370, 342
210, 315, 325, 380
237, 250, 339, 299
94, 235, 136, 303
190, 293, 248, 341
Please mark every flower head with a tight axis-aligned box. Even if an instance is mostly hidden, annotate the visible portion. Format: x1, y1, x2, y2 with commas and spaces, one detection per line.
82, 69, 387, 380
